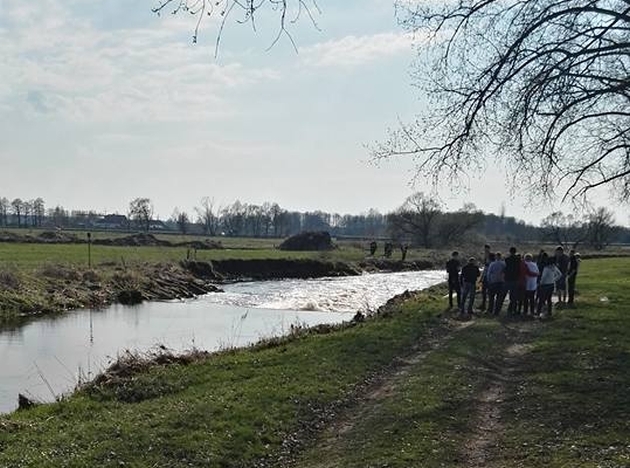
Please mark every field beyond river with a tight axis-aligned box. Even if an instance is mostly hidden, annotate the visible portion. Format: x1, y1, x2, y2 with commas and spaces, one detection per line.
0, 257, 628, 467
0, 232, 438, 326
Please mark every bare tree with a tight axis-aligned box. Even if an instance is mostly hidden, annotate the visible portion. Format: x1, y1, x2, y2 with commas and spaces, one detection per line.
49, 206, 69, 228
11, 198, 23, 228
195, 197, 219, 236
388, 192, 441, 248
436, 203, 484, 246
0, 197, 9, 227
128, 198, 154, 233
270, 203, 288, 237
541, 211, 587, 248
374, 1, 630, 203
152, 0, 320, 55
32, 198, 45, 227
176, 210, 190, 235
586, 206, 616, 250
22, 200, 33, 227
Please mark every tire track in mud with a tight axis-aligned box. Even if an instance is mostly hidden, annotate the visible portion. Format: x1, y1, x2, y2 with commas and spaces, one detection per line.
461, 326, 535, 468
335, 319, 475, 440
290, 317, 475, 468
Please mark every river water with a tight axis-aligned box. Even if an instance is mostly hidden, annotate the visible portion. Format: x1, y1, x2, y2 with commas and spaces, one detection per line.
0, 270, 443, 414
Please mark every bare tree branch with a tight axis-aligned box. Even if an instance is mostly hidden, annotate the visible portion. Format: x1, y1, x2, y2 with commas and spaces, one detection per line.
375, 0, 630, 204
153, 0, 320, 56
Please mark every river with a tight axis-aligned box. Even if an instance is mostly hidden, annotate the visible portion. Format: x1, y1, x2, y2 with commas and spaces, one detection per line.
0, 270, 444, 414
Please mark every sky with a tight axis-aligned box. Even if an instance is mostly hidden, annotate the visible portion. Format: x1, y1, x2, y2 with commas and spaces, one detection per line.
1, 0, 628, 226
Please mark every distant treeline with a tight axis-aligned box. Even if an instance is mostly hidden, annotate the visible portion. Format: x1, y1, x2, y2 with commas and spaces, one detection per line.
1, 194, 628, 249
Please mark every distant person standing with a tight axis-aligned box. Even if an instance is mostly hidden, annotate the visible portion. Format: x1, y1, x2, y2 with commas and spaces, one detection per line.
486, 252, 505, 315
460, 257, 481, 317
522, 253, 540, 316
384, 242, 393, 258
479, 244, 492, 311
567, 250, 581, 307
446, 251, 461, 309
502, 246, 520, 315
538, 256, 562, 318
400, 244, 409, 262
554, 246, 570, 306
535, 249, 546, 302
369, 241, 377, 256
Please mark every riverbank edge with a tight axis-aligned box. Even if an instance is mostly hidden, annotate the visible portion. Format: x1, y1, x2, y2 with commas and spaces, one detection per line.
2, 259, 629, 468
0, 282, 451, 467
0, 257, 436, 327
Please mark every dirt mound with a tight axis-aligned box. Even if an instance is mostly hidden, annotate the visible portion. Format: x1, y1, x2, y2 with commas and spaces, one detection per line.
93, 233, 171, 247
0, 230, 81, 244
93, 234, 222, 249
359, 259, 435, 272
37, 231, 81, 243
279, 231, 334, 251
0, 231, 25, 243
184, 259, 361, 281
176, 239, 223, 250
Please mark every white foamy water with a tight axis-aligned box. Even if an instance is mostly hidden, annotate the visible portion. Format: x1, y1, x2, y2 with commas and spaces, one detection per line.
203, 270, 445, 313
0, 270, 443, 413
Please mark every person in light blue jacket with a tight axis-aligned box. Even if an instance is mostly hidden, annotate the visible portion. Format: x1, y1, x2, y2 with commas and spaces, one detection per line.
485, 252, 505, 315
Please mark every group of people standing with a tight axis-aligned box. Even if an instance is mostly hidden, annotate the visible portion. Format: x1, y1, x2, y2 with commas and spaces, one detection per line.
446, 245, 581, 318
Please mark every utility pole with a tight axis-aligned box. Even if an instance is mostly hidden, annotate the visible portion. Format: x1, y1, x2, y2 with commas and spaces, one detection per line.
87, 232, 92, 268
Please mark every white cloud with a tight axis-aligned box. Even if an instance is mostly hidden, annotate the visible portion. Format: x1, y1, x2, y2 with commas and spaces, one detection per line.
0, 0, 281, 123
301, 32, 413, 68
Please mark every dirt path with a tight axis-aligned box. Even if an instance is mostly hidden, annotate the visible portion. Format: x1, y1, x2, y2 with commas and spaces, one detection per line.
290, 318, 539, 468
333, 319, 474, 441
292, 317, 474, 468
461, 339, 532, 467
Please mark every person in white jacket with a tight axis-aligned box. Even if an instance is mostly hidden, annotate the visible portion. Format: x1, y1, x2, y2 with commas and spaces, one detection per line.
537, 255, 562, 318
523, 254, 540, 316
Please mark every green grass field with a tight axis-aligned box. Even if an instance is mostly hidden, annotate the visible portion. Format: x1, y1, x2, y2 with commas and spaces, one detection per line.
0, 243, 319, 268
0, 237, 420, 269
0, 258, 628, 467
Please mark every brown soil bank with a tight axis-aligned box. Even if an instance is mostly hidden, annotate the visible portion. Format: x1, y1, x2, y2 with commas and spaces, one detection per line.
359, 259, 435, 272
93, 233, 224, 250
0, 264, 221, 326
183, 258, 363, 281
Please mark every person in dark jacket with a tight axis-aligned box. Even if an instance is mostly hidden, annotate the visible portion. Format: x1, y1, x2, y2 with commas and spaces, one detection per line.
479, 244, 491, 310
567, 250, 581, 306
446, 251, 461, 309
555, 246, 570, 306
460, 257, 481, 316
501, 246, 520, 314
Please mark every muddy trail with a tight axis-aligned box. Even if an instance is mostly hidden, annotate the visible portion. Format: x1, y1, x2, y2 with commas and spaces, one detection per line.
285, 315, 541, 468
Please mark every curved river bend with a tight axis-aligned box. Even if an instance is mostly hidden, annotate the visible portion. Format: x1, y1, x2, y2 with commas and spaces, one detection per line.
0, 270, 444, 414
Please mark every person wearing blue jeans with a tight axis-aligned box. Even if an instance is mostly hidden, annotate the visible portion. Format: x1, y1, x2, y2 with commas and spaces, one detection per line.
502, 246, 520, 315
479, 244, 491, 310
485, 253, 505, 315
538, 256, 562, 318
446, 251, 461, 309
460, 257, 480, 316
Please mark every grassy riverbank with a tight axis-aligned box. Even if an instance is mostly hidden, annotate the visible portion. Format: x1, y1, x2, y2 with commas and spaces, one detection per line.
0, 237, 435, 323
0, 258, 628, 467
